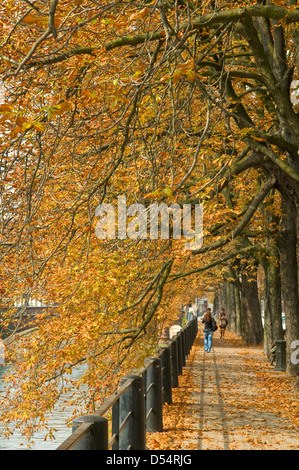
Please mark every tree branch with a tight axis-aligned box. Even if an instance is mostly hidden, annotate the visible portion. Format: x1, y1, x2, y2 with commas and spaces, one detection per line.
105, 5, 299, 51
125, 259, 173, 348
191, 177, 276, 255
7, 4, 299, 73
245, 138, 299, 184
166, 246, 258, 283
4, 0, 59, 78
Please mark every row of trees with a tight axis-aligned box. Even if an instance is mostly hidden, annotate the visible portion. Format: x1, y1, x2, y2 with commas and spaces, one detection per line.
0, 0, 299, 442
214, 262, 283, 361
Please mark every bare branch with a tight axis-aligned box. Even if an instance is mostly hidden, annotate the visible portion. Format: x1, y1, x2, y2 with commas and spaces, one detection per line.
192, 177, 276, 255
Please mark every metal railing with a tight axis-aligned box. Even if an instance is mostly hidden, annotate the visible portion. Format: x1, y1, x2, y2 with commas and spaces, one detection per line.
56, 316, 198, 450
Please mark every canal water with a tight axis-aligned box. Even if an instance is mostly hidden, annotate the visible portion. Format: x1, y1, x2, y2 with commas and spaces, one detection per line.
0, 363, 88, 450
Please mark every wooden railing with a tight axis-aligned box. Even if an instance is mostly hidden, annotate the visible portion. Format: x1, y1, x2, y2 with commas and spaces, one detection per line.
56, 316, 198, 450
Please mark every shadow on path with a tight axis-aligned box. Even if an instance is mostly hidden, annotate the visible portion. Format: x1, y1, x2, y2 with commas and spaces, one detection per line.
183, 331, 299, 450
197, 347, 230, 450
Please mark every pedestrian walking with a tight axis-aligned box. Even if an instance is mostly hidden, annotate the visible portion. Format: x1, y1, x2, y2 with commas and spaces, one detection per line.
219, 308, 228, 339
201, 308, 214, 353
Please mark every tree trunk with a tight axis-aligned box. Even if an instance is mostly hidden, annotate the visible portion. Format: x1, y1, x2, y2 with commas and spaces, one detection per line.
262, 245, 283, 359
240, 260, 264, 345
234, 283, 243, 337
216, 281, 237, 332
220, 283, 227, 312
228, 282, 237, 333
213, 290, 220, 316
262, 268, 273, 359
279, 197, 299, 377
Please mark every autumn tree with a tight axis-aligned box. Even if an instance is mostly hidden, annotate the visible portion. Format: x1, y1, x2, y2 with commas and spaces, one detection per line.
1, 0, 299, 442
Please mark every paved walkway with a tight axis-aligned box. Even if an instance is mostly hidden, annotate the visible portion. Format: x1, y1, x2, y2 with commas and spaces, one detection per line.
147, 330, 299, 450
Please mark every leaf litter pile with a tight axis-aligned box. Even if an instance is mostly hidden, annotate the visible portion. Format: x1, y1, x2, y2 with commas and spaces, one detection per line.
147, 331, 299, 450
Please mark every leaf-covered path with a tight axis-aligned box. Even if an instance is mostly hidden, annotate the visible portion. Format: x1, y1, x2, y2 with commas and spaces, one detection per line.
147, 330, 299, 450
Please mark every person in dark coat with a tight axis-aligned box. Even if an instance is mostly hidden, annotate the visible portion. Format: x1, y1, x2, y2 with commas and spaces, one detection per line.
202, 308, 214, 353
